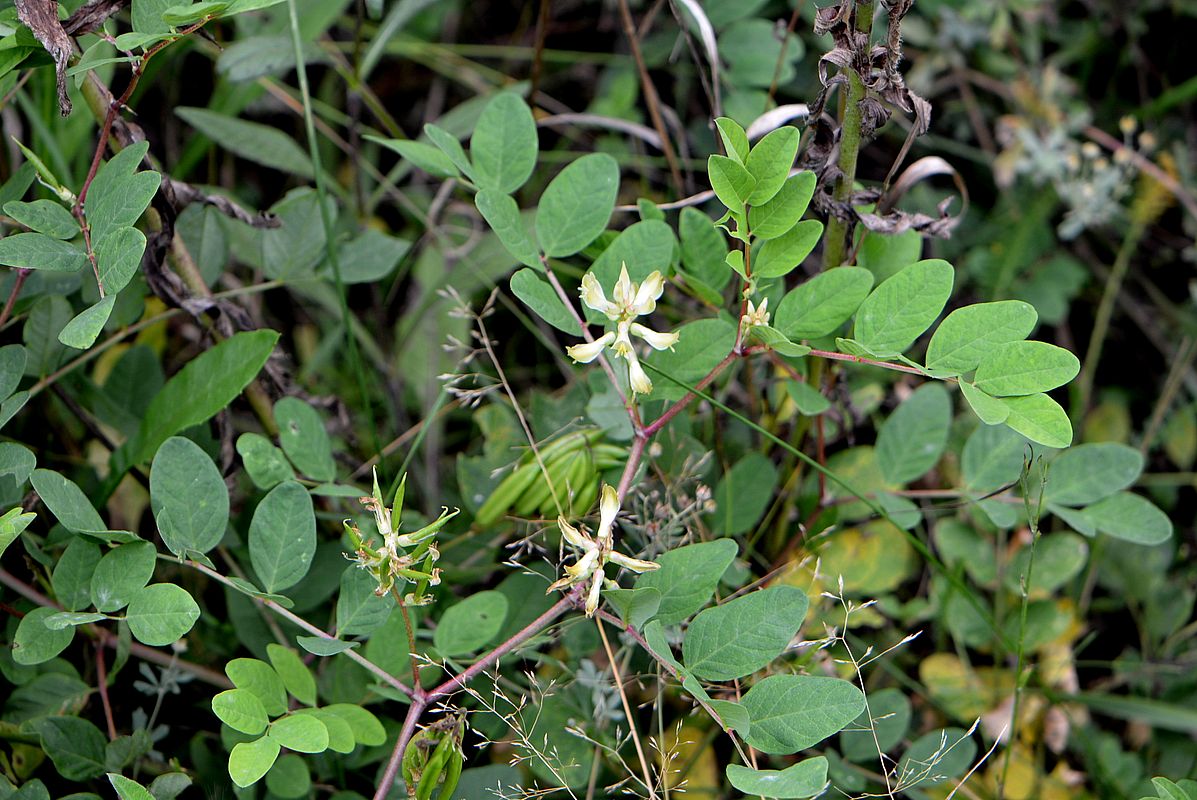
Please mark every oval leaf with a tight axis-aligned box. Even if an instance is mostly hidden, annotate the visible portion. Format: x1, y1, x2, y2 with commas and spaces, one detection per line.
853, 259, 954, 357
536, 153, 619, 258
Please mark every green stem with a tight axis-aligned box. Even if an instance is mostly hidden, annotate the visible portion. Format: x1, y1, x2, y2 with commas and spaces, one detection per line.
1071, 222, 1145, 428
822, 0, 873, 268
285, 0, 380, 458
823, 67, 866, 269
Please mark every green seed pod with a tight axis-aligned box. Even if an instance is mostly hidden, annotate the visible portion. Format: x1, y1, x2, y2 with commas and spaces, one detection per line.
414, 734, 454, 800
439, 745, 463, 800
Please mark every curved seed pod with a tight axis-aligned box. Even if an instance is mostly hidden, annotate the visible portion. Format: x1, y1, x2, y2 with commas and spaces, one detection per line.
514, 450, 574, 517
414, 734, 454, 800
475, 462, 541, 526
438, 745, 463, 800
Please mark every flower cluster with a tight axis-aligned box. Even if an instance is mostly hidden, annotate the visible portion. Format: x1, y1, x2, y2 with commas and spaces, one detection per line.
547, 483, 659, 616
566, 264, 679, 395
344, 469, 458, 603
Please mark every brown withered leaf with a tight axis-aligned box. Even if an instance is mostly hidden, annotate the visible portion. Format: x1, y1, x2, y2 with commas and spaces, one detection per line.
15, 0, 73, 116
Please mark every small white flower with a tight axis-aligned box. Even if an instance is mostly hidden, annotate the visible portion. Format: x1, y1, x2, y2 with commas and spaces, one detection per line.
741, 297, 770, 329
547, 483, 659, 617
567, 263, 678, 395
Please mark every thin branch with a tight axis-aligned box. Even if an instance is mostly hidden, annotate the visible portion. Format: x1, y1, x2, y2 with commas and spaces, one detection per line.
615, 0, 685, 196
182, 558, 415, 699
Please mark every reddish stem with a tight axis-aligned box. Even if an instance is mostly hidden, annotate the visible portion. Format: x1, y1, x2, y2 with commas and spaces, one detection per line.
95, 644, 117, 740
0, 269, 30, 328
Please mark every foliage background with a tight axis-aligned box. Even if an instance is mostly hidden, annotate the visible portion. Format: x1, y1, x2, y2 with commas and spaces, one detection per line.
0, 0, 1195, 798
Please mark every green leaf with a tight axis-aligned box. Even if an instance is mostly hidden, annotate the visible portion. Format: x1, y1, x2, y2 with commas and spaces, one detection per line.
44, 611, 106, 629
754, 219, 823, 278
226, 657, 288, 716
86, 143, 161, 242
1044, 443, 1143, 507
708, 699, 751, 737
603, 587, 661, 630
0, 507, 36, 559
58, 296, 117, 350
125, 583, 200, 646
161, 2, 229, 25
265, 753, 310, 798
132, 0, 173, 33
784, 379, 830, 415
248, 481, 316, 593
34, 716, 107, 780
962, 423, 1026, 493
274, 398, 335, 482
683, 586, 808, 681
294, 709, 353, 754
0, 344, 27, 400
366, 135, 457, 178
775, 267, 874, 340
91, 541, 157, 612
267, 644, 317, 706
261, 188, 335, 279
1004, 532, 1088, 594
236, 433, 293, 490
536, 153, 620, 257
107, 774, 154, 800
176, 107, 313, 178
748, 171, 816, 240
423, 123, 476, 181
335, 566, 392, 638
13, 606, 75, 665
228, 736, 280, 788
709, 452, 777, 535
476, 190, 539, 268
715, 117, 749, 163
1086, 492, 1172, 545
725, 756, 828, 798
740, 674, 865, 754
470, 92, 538, 194
212, 688, 270, 735
974, 341, 1080, 396
434, 590, 509, 656
876, 383, 951, 485
679, 207, 731, 290
960, 381, 1009, 425
0, 390, 26, 431
30, 469, 128, 537
510, 268, 580, 335
52, 537, 102, 611
3, 199, 79, 239
322, 703, 386, 746
744, 127, 799, 205
0, 232, 87, 272
150, 436, 229, 556
296, 636, 358, 656
127, 329, 279, 464
648, 318, 736, 401
925, 300, 1038, 376
0, 444, 35, 494
839, 687, 911, 762
750, 325, 811, 356
635, 539, 738, 625
95, 227, 147, 294
268, 714, 328, 753
998, 393, 1072, 449
853, 259, 954, 357
707, 155, 756, 214
896, 727, 977, 786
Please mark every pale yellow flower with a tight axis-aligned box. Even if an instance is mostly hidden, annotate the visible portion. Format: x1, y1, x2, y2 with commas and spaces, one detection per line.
741, 297, 769, 329
566, 263, 679, 395
547, 484, 659, 616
